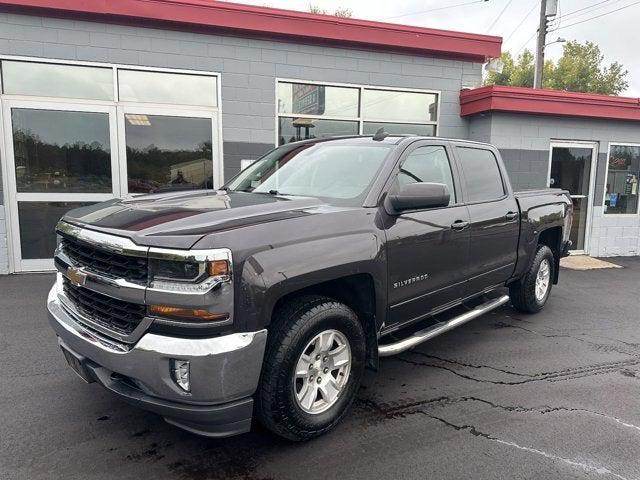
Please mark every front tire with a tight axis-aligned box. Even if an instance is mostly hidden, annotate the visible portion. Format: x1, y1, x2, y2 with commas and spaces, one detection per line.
256, 295, 366, 441
509, 245, 555, 313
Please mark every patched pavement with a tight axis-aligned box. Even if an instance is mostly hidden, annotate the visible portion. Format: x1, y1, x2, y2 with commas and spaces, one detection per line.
2, 259, 640, 480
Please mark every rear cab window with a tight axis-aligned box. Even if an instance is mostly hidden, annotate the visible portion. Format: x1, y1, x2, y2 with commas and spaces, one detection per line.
456, 146, 506, 202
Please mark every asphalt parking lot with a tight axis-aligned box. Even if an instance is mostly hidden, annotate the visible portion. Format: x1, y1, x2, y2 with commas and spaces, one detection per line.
3, 259, 640, 480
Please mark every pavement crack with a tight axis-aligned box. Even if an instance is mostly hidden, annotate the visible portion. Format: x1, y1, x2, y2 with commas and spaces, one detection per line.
409, 352, 535, 377
497, 321, 640, 358
395, 356, 640, 385
359, 395, 640, 436
422, 413, 634, 480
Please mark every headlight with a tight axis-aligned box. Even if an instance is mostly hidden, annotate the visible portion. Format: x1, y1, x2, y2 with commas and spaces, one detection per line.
147, 249, 232, 293
146, 248, 233, 326
149, 258, 208, 283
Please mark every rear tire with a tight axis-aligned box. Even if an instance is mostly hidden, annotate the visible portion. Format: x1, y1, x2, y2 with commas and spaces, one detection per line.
509, 245, 555, 313
256, 295, 366, 441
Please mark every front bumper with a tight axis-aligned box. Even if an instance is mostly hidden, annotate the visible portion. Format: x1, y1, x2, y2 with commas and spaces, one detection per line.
47, 281, 267, 437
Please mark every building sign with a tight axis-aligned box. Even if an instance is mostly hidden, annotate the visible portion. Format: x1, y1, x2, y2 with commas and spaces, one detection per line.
292, 84, 325, 115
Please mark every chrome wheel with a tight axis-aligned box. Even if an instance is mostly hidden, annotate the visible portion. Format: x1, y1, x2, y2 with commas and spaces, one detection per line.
293, 329, 352, 415
535, 259, 551, 302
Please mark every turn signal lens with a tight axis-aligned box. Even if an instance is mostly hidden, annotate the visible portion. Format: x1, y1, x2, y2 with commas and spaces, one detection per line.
148, 305, 229, 322
207, 259, 230, 277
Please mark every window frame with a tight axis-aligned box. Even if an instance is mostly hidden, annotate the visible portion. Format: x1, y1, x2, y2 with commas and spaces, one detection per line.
603, 141, 640, 216
454, 145, 509, 205
275, 78, 440, 145
394, 144, 458, 205
377, 139, 463, 212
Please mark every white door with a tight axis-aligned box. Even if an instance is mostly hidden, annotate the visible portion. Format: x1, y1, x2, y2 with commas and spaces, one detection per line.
547, 141, 598, 254
2, 100, 119, 272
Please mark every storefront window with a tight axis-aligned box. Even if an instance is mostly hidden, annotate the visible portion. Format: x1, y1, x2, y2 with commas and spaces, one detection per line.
277, 83, 359, 117
118, 70, 217, 107
278, 118, 358, 145
362, 89, 437, 122
276, 81, 439, 145
605, 144, 640, 215
363, 122, 436, 136
2, 61, 113, 100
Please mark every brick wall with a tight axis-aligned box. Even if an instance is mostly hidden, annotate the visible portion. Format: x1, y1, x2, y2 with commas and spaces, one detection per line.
468, 112, 640, 257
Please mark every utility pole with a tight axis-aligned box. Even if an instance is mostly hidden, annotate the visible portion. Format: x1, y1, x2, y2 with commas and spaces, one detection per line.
533, 0, 548, 89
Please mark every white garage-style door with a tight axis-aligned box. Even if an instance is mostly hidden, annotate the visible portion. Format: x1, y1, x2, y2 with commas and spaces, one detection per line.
0, 58, 222, 272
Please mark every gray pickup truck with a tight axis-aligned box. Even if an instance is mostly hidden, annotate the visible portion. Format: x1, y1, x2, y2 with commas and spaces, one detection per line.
47, 134, 572, 441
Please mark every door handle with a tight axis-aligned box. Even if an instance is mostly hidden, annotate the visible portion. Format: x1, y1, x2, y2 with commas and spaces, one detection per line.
451, 220, 469, 231
505, 211, 518, 221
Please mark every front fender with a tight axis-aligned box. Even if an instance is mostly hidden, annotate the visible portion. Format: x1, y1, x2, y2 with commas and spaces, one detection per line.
240, 231, 387, 331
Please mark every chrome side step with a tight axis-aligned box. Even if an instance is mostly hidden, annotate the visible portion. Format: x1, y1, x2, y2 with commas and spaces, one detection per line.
378, 295, 510, 357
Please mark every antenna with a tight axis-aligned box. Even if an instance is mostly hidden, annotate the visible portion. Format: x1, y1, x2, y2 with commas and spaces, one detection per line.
372, 127, 389, 141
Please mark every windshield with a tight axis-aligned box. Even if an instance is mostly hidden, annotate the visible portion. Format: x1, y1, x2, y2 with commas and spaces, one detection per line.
225, 142, 392, 205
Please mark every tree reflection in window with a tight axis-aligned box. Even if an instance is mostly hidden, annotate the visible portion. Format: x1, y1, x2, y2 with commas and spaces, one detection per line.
12, 109, 111, 193
125, 115, 214, 194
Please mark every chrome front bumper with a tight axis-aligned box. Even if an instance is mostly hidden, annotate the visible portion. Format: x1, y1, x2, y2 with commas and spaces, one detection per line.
47, 281, 267, 436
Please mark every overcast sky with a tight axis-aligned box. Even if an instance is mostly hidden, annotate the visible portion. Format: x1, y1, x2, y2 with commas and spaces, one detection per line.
225, 0, 640, 96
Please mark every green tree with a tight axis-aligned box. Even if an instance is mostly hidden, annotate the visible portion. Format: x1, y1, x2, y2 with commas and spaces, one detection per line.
308, 4, 352, 17
485, 41, 628, 95
545, 41, 628, 95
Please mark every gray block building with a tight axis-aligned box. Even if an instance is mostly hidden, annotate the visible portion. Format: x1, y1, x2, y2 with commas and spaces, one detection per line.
0, 0, 638, 274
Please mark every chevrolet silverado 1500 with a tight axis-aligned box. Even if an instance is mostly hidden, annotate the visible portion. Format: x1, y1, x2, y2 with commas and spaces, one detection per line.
47, 133, 572, 441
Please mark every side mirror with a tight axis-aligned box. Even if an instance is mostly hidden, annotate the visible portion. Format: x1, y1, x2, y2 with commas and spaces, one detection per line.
385, 182, 450, 214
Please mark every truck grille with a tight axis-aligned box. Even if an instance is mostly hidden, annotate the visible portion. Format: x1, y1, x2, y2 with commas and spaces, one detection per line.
60, 234, 148, 284
62, 277, 146, 336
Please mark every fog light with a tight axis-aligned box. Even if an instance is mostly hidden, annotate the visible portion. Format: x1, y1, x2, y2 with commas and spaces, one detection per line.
171, 359, 190, 392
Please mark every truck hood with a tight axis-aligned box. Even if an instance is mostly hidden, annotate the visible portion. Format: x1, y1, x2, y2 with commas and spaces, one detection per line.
61, 190, 326, 249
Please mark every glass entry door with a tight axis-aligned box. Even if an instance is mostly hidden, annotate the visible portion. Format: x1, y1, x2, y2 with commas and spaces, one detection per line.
117, 106, 220, 195
2, 100, 119, 271
548, 142, 597, 253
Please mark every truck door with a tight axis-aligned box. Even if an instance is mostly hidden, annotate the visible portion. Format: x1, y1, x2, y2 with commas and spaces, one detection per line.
453, 145, 520, 295
385, 142, 471, 328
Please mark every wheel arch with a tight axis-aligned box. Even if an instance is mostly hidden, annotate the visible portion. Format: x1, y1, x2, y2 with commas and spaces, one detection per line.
270, 274, 379, 371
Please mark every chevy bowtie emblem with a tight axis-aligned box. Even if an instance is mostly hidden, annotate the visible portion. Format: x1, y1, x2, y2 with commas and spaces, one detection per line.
65, 266, 87, 287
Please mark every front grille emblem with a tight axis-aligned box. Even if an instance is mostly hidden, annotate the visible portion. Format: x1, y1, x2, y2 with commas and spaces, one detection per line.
65, 266, 88, 287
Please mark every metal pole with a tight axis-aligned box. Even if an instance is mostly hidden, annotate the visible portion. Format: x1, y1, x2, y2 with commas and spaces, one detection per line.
533, 0, 547, 88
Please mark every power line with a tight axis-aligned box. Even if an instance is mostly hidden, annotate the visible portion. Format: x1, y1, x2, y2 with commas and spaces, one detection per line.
548, 0, 623, 28
550, 0, 640, 31
487, 0, 514, 32
516, 29, 537, 54
554, 0, 617, 20
504, 1, 538, 43
383, 0, 488, 20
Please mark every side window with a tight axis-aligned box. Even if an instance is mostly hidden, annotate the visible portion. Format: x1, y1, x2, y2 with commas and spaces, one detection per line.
395, 145, 456, 204
456, 147, 505, 202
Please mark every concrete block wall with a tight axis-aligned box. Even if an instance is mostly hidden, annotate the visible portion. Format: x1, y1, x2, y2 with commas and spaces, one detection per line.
468, 112, 640, 257
0, 12, 483, 174
0, 11, 485, 273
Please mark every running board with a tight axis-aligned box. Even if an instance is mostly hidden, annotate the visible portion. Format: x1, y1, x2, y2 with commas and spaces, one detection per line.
378, 295, 510, 357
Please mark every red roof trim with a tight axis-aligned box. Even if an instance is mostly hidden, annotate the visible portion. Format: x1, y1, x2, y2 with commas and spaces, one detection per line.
460, 85, 640, 122
0, 0, 501, 61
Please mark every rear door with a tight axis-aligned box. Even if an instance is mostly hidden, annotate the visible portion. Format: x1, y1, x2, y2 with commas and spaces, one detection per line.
385, 141, 471, 328
453, 144, 520, 296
